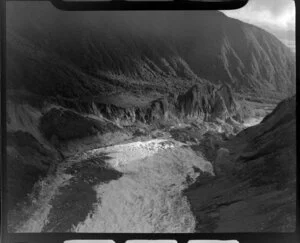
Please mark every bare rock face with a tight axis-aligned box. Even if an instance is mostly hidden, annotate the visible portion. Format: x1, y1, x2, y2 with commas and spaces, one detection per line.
177, 83, 238, 122
214, 147, 231, 176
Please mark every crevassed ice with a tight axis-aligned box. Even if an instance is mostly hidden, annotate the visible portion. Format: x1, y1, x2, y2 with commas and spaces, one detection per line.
73, 139, 213, 233
16, 139, 213, 233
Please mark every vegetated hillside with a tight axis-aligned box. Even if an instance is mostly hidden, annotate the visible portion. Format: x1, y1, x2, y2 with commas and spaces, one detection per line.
7, 2, 295, 101
185, 95, 296, 232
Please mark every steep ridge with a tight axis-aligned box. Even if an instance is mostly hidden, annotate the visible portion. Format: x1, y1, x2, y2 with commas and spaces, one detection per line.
229, 96, 296, 187
177, 83, 238, 121
37, 82, 243, 151
185, 96, 296, 232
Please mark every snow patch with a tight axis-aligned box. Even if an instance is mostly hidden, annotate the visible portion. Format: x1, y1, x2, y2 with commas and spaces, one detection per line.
243, 117, 263, 127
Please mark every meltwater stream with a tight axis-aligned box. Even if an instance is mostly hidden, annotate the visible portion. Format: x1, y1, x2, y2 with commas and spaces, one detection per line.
15, 139, 214, 233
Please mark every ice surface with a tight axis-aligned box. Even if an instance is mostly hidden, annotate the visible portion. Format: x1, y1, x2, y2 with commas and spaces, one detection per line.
16, 139, 213, 232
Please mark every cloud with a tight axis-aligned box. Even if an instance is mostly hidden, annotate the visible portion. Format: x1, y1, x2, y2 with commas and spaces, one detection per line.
248, 0, 294, 16
222, 0, 295, 30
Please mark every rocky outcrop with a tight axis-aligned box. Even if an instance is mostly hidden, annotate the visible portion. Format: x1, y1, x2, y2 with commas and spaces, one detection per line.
39, 82, 241, 133
177, 83, 238, 121
214, 147, 232, 176
92, 96, 176, 126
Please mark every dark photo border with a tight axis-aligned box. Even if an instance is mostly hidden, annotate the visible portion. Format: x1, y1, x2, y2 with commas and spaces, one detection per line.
50, 0, 248, 11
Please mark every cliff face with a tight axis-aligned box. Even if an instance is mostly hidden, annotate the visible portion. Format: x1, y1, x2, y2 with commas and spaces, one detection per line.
38, 82, 240, 139
177, 83, 238, 121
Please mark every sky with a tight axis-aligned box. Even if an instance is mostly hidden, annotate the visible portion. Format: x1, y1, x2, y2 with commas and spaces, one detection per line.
222, 0, 295, 51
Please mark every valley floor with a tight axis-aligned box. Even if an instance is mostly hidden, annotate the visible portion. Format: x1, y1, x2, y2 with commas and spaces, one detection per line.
12, 137, 213, 232
8, 110, 295, 233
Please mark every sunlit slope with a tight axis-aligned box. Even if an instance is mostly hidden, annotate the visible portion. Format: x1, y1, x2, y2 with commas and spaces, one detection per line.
15, 139, 213, 232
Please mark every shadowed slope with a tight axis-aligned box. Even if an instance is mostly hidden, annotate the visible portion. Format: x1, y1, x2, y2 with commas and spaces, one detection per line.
7, 2, 295, 100
185, 96, 296, 232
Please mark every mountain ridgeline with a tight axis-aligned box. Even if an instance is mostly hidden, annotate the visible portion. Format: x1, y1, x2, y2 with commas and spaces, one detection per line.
7, 3, 295, 101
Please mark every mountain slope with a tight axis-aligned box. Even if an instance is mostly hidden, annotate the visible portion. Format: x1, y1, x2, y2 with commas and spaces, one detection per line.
185, 96, 296, 232
7, 2, 295, 101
